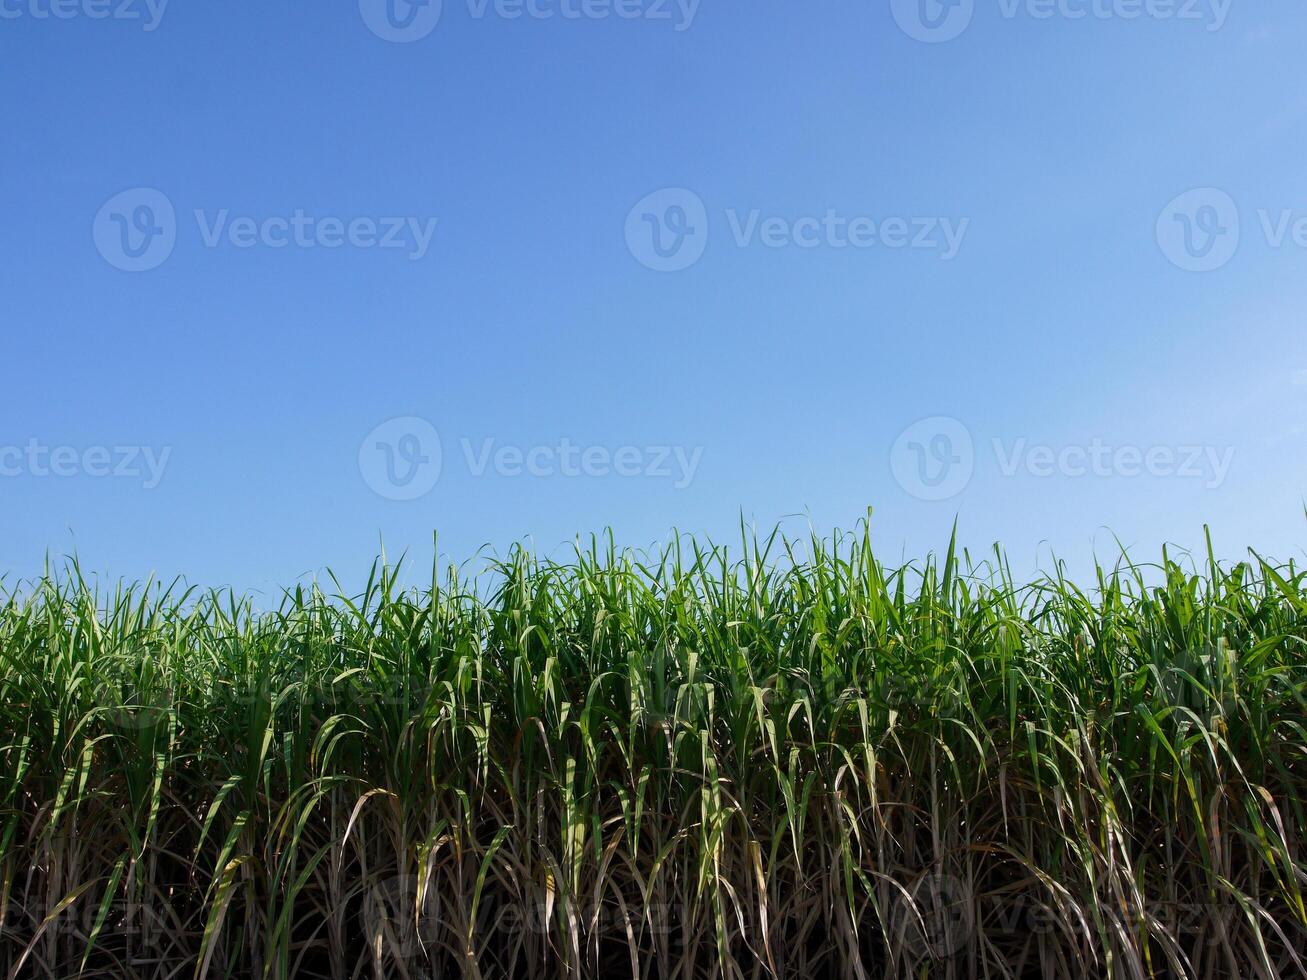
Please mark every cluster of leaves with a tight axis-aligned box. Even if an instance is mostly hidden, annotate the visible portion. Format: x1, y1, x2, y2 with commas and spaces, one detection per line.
0, 525, 1304, 978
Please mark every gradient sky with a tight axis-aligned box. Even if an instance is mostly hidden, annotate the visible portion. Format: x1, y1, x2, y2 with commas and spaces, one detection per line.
2, 0, 1305, 594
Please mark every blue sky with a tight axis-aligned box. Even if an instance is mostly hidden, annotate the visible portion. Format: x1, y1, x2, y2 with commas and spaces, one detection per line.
2, 0, 1305, 593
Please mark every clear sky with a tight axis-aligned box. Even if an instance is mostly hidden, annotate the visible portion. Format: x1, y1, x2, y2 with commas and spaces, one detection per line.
2, 0, 1305, 594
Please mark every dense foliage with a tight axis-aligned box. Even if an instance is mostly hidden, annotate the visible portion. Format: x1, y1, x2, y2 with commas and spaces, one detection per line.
1, 526, 1305, 978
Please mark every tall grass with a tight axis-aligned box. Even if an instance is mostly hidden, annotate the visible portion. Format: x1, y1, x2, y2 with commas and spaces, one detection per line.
1, 524, 1304, 979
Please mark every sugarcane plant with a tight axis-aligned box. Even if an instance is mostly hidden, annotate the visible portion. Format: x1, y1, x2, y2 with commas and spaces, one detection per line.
0, 523, 1304, 979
